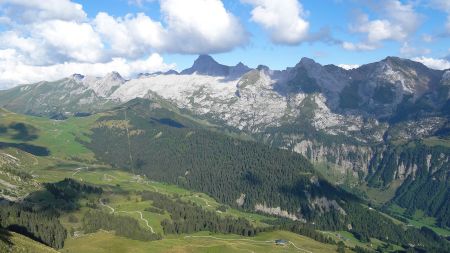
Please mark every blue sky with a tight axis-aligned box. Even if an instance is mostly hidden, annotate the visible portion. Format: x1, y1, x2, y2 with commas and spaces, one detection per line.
0, 0, 449, 87
73, 0, 450, 69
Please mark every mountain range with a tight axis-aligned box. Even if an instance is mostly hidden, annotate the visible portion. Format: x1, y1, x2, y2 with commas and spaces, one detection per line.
0, 55, 450, 252
0, 55, 449, 227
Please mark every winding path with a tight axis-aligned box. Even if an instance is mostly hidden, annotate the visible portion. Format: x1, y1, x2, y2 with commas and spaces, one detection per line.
99, 199, 155, 233
118, 211, 154, 233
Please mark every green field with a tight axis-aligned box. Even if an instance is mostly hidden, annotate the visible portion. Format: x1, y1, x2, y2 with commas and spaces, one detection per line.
62, 230, 341, 253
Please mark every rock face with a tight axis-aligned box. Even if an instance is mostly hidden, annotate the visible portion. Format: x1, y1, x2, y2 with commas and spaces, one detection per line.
80, 71, 126, 97
254, 203, 302, 221
0, 55, 448, 192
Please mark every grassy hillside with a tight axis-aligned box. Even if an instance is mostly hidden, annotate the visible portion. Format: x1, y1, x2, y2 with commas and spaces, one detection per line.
1, 107, 449, 252
0, 229, 58, 253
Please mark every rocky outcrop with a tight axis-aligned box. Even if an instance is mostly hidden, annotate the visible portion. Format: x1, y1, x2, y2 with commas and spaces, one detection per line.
254, 203, 303, 221
293, 139, 375, 177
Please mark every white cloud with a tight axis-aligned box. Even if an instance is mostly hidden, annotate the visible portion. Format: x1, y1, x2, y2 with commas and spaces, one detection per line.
338, 64, 360, 70
93, 0, 248, 56
412, 56, 450, 70
0, 21, 104, 65
33, 20, 104, 63
350, 16, 405, 42
0, 0, 248, 59
93, 12, 165, 58
0, 31, 63, 66
0, 0, 249, 87
0, 51, 175, 88
160, 0, 247, 53
0, 0, 86, 23
343, 0, 421, 51
242, 0, 309, 45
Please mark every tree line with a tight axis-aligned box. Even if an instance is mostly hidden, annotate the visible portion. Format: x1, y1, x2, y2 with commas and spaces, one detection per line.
141, 191, 261, 236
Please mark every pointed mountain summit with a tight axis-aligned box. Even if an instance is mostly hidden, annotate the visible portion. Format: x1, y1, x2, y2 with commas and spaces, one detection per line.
181, 55, 230, 76
104, 71, 125, 82
229, 62, 252, 79
181, 55, 252, 78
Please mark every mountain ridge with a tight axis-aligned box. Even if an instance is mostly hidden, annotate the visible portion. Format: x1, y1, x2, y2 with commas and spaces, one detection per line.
0, 56, 448, 227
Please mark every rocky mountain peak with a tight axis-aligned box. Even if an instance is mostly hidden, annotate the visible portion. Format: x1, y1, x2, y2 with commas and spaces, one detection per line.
181, 54, 230, 76
229, 62, 252, 79
298, 57, 317, 67
80, 71, 126, 98
104, 71, 125, 82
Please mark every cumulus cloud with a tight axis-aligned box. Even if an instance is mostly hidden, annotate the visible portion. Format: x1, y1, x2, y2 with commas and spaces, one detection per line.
412, 56, 450, 70
0, 0, 86, 23
343, 0, 421, 51
0, 0, 249, 87
93, 12, 165, 58
0, 20, 104, 65
160, 0, 247, 53
242, 0, 309, 45
0, 51, 174, 88
34, 20, 104, 63
92, 0, 247, 56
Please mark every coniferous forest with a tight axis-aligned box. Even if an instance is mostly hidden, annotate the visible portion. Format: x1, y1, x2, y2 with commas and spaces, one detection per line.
83, 101, 450, 252
141, 191, 260, 236
0, 202, 67, 249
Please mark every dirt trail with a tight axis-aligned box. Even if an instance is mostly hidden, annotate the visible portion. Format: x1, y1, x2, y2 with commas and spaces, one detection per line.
99, 199, 155, 233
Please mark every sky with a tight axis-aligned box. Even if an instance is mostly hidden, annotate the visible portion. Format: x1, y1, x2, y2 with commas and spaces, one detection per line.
0, 0, 449, 88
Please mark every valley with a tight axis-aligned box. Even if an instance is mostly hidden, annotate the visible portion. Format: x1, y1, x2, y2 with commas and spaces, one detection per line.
1, 0, 449, 252
0, 55, 449, 253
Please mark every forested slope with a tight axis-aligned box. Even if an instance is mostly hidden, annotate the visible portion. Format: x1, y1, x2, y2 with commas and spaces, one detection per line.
83, 99, 450, 251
